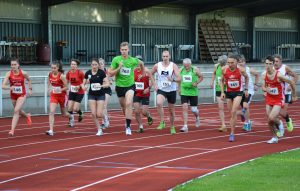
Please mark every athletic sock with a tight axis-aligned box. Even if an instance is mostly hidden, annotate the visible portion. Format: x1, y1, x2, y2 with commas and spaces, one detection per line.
285, 114, 290, 122
78, 110, 82, 115
68, 111, 73, 115
126, 119, 131, 128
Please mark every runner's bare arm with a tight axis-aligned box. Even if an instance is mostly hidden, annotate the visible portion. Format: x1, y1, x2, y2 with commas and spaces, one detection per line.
210, 64, 218, 88
278, 73, 297, 100
23, 71, 32, 95
285, 66, 298, 83
60, 74, 68, 92
173, 64, 181, 82
1, 72, 11, 90
108, 62, 123, 76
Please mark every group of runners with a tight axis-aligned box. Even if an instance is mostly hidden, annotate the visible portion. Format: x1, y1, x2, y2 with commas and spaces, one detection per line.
1, 42, 298, 143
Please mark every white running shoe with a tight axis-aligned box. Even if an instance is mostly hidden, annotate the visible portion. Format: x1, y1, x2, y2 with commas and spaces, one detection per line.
180, 126, 188, 132
69, 115, 75, 127
276, 120, 284, 137
195, 117, 200, 128
46, 130, 54, 136
267, 137, 278, 144
126, 128, 132, 135
104, 117, 110, 128
96, 128, 103, 136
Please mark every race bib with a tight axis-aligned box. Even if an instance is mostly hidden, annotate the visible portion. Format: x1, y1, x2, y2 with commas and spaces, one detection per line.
217, 77, 222, 85
135, 82, 144, 90
12, 86, 22, 94
268, 87, 279, 95
52, 86, 62, 94
183, 75, 192, 83
120, 67, 131, 76
91, 83, 101, 91
228, 81, 239, 88
161, 81, 171, 88
70, 85, 78, 93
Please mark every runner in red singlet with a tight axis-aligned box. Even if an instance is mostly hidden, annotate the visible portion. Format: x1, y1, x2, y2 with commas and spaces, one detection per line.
66, 59, 85, 127
262, 55, 297, 144
2, 58, 32, 136
46, 61, 70, 136
220, 54, 249, 142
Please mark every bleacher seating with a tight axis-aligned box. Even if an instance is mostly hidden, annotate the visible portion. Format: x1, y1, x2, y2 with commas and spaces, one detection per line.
198, 19, 238, 63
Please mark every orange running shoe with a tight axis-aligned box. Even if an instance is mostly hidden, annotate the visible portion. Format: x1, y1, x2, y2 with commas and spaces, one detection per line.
27, 113, 32, 126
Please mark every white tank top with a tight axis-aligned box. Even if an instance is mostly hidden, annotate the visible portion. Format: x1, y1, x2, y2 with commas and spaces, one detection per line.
242, 66, 254, 95
157, 61, 177, 92
277, 64, 291, 95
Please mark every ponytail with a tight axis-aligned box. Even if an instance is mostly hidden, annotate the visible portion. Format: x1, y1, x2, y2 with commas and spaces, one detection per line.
52, 60, 64, 74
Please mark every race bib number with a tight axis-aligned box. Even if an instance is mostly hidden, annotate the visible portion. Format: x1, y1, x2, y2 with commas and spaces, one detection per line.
91, 83, 101, 91
135, 82, 144, 90
12, 86, 22, 94
268, 87, 279, 95
161, 81, 171, 88
182, 75, 192, 83
228, 81, 239, 88
52, 86, 62, 94
120, 67, 131, 76
70, 85, 78, 93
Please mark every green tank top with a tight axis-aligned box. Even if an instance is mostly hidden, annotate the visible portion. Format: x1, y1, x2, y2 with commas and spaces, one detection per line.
180, 66, 198, 96
215, 64, 226, 91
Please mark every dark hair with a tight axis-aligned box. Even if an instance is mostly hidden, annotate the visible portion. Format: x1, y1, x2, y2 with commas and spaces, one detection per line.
265, 55, 275, 63
52, 60, 64, 74
91, 58, 99, 65
70, 58, 80, 65
10, 57, 20, 64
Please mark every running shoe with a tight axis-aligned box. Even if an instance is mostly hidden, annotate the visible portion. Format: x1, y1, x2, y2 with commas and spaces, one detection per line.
157, 121, 165, 130
276, 120, 284, 137
8, 130, 14, 137
78, 112, 83, 122
218, 125, 227, 132
267, 137, 278, 144
229, 134, 235, 142
180, 126, 188, 133
170, 126, 176, 134
96, 127, 103, 136
137, 125, 144, 133
46, 130, 54, 136
286, 118, 294, 132
126, 127, 132, 135
104, 116, 110, 128
26, 113, 32, 126
195, 116, 200, 128
242, 123, 248, 131
147, 115, 153, 126
248, 120, 252, 131
68, 115, 74, 128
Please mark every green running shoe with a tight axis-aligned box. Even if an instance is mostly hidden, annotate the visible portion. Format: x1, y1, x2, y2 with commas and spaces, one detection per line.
147, 115, 153, 126
157, 121, 165, 130
170, 126, 176, 134
286, 118, 294, 132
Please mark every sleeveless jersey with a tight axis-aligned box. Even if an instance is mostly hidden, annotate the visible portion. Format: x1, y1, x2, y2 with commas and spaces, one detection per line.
180, 66, 198, 96
9, 69, 26, 96
134, 68, 150, 97
224, 67, 243, 92
215, 64, 226, 91
157, 62, 177, 92
276, 64, 291, 95
66, 69, 85, 94
241, 66, 254, 95
49, 72, 66, 97
265, 71, 284, 104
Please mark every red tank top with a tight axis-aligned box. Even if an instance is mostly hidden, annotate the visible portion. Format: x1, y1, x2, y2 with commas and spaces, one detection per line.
265, 71, 283, 102
134, 68, 150, 97
224, 67, 242, 92
9, 69, 26, 96
66, 69, 84, 94
49, 72, 66, 96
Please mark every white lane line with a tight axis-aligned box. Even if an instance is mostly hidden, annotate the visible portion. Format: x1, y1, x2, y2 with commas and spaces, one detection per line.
71, 135, 300, 191
40, 157, 70, 161
155, 166, 216, 171
0, 129, 272, 185
70, 164, 137, 169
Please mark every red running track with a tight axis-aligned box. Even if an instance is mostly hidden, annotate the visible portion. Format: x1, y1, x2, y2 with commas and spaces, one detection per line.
0, 101, 299, 191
